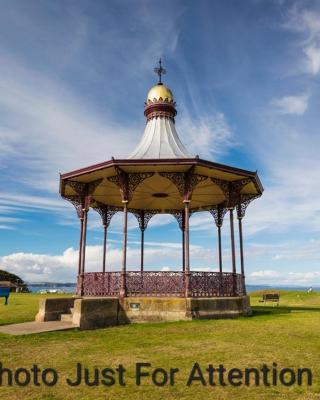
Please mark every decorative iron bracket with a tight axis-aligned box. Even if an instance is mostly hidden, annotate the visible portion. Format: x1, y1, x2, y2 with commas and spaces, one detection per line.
131, 209, 157, 231
184, 166, 208, 201
165, 209, 194, 231
209, 203, 228, 228
159, 167, 207, 201
92, 201, 121, 227
108, 167, 154, 202
66, 179, 102, 197
236, 194, 260, 219
62, 178, 102, 218
61, 195, 84, 219
211, 177, 252, 209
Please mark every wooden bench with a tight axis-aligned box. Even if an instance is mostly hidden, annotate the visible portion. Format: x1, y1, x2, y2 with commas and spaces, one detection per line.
259, 292, 280, 306
0, 287, 10, 305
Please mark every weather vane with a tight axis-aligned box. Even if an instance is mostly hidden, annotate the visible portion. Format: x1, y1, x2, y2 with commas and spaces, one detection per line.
154, 58, 166, 84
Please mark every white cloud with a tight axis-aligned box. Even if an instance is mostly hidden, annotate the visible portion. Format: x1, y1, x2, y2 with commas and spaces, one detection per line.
251, 270, 281, 278
0, 193, 66, 212
0, 225, 15, 231
272, 94, 309, 115
0, 3, 184, 231
179, 112, 234, 158
250, 269, 320, 286
284, 8, 320, 39
283, 7, 320, 75
304, 45, 320, 74
0, 242, 215, 283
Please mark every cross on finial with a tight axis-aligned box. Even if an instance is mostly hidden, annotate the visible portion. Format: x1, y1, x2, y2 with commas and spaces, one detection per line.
154, 58, 166, 84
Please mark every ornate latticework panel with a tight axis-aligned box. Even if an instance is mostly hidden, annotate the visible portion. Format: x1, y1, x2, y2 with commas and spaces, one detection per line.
80, 271, 244, 298
80, 272, 121, 296
126, 271, 185, 297
235, 274, 245, 296
188, 272, 243, 297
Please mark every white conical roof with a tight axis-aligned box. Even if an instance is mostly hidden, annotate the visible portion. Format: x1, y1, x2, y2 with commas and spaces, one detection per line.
129, 81, 191, 159
128, 117, 191, 159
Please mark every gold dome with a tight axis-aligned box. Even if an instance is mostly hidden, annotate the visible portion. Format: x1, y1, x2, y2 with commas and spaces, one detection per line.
147, 84, 173, 102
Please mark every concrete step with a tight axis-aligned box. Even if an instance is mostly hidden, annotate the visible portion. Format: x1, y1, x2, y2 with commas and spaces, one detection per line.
70, 307, 75, 315
60, 314, 73, 322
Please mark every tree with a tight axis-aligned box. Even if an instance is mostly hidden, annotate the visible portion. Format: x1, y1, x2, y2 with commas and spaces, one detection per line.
0, 270, 29, 292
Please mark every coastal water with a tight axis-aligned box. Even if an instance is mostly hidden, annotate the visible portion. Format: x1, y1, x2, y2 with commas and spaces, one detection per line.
28, 284, 76, 294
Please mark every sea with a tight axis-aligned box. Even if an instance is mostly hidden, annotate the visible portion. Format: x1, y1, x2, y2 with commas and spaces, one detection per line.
27, 283, 76, 294
26, 283, 319, 294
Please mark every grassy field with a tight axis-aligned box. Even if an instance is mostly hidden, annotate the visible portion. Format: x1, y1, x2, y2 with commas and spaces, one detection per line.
0, 291, 320, 400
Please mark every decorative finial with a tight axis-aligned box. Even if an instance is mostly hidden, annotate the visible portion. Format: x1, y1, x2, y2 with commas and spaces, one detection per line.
154, 58, 166, 85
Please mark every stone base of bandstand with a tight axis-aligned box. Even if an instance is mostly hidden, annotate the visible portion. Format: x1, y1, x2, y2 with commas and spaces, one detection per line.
35, 296, 252, 330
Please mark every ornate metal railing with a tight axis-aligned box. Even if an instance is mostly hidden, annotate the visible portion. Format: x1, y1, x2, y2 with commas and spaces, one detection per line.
78, 271, 245, 297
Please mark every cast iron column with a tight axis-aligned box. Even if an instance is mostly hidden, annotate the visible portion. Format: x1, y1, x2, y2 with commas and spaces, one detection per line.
77, 206, 84, 296
102, 223, 107, 273
140, 229, 144, 273
78, 212, 84, 276
182, 210, 185, 272
184, 200, 190, 297
120, 201, 128, 297
79, 202, 89, 296
218, 224, 222, 274
229, 207, 237, 296
238, 215, 246, 295
229, 208, 236, 274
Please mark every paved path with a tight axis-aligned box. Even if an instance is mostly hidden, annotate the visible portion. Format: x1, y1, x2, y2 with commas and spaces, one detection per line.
0, 321, 77, 335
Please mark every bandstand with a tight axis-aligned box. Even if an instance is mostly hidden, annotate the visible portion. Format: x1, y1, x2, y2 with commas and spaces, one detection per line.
43, 61, 263, 328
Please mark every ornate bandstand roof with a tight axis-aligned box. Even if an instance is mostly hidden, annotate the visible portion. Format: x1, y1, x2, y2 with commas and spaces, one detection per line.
129, 60, 190, 159
60, 60, 263, 215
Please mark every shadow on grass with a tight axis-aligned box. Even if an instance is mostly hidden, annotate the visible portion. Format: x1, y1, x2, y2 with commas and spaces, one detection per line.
252, 305, 320, 317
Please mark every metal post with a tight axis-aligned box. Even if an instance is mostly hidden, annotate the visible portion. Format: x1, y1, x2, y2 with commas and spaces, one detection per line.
78, 216, 84, 276
79, 207, 88, 296
238, 216, 246, 295
140, 229, 144, 273
182, 229, 185, 272
184, 200, 190, 297
102, 224, 107, 273
120, 201, 128, 297
217, 224, 223, 296
229, 208, 237, 296
218, 225, 222, 274
229, 208, 236, 274
182, 210, 185, 272
81, 209, 88, 274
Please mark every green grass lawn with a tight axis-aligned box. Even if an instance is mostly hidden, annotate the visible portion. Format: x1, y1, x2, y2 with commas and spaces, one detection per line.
0, 291, 320, 400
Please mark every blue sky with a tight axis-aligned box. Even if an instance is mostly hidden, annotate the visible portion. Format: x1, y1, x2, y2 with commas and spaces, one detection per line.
0, 0, 320, 285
